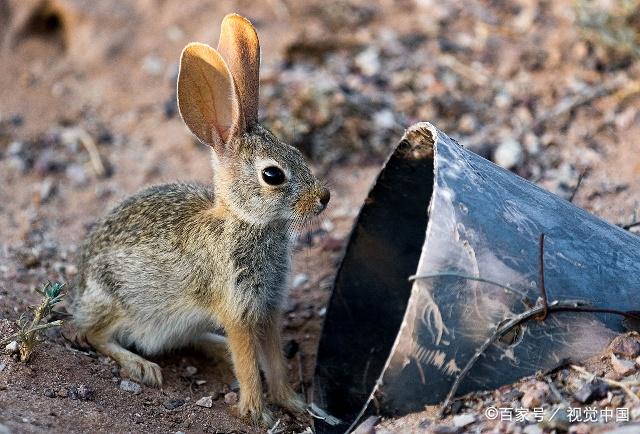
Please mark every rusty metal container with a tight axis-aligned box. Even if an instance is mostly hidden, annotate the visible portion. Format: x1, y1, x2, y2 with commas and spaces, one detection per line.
312, 122, 640, 433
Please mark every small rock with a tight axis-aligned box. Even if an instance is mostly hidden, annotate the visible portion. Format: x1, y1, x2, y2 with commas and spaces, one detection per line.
5, 341, 19, 355
283, 339, 299, 359
502, 388, 524, 401
77, 384, 95, 401
56, 388, 68, 398
195, 380, 207, 386
183, 365, 198, 377
164, 398, 185, 410
609, 334, 640, 358
119, 379, 142, 395
67, 387, 79, 400
611, 354, 636, 376
573, 380, 608, 404
195, 396, 213, 408
224, 391, 238, 405
44, 389, 56, 398
373, 109, 396, 130
568, 423, 592, 434
65, 164, 89, 186
37, 178, 56, 203
355, 47, 381, 76
493, 139, 523, 170
452, 413, 475, 427
292, 273, 309, 289
521, 381, 550, 408
142, 55, 165, 76
167, 26, 184, 42
523, 425, 543, 434
0, 363, 5, 372
163, 96, 177, 119
431, 426, 461, 434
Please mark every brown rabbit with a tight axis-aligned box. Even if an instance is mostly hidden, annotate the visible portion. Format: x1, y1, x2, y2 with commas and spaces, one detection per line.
72, 13, 330, 426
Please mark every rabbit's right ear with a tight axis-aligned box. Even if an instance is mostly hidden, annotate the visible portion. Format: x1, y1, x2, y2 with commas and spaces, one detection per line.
177, 42, 245, 153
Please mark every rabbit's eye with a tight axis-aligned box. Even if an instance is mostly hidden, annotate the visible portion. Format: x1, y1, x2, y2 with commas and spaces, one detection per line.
261, 166, 286, 186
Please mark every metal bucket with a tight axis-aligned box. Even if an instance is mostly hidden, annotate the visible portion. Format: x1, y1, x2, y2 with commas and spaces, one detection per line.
312, 122, 640, 433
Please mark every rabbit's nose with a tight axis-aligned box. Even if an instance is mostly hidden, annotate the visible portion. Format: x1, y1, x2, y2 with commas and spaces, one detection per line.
319, 188, 330, 206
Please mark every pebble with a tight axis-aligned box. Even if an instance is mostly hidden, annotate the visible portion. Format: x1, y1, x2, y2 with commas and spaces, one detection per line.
355, 47, 381, 76
5, 341, 19, 355
523, 425, 543, 434
0, 363, 5, 372
195, 396, 213, 408
431, 426, 461, 434
65, 164, 89, 186
493, 138, 524, 170
611, 354, 636, 376
292, 273, 309, 288
224, 391, 238, 405
77, 384, 95, 401
573, 380, 608, 404
521, 381, 550, 408
183, 365, 198, 377
501, 388, 524, 402
119, 379, 142, 395
373, 109, 396, 130
44, 389, 56, 398
37, 178, 56, 202
142, 55, 164, 76
609, 334, 640, 358
452, 413, 475, 427
164, 398, 186, 410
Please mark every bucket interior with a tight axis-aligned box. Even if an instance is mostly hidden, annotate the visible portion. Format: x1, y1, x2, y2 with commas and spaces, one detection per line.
312, 133, 435, 428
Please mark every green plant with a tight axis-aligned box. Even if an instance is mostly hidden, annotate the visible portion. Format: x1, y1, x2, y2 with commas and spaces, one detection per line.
1, 281, 65, 362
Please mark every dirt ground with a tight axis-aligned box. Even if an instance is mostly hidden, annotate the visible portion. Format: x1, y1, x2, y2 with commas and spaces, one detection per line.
1, 0, 639, 433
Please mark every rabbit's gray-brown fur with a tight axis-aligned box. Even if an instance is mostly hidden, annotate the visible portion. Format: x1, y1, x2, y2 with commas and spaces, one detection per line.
72, 14, 329, 427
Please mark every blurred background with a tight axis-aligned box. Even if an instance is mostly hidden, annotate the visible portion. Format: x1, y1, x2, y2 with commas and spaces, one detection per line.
0, 0, 639, 432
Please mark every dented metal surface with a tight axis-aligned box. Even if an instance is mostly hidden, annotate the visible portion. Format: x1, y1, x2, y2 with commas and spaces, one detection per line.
312, 122, 640, 433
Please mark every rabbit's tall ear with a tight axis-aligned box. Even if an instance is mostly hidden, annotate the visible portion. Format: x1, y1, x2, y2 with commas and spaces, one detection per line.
177, 42, 245, 153
217, 13, 260, 126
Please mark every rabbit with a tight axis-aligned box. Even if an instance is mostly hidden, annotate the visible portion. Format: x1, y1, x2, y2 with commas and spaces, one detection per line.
72, 13, 330, 427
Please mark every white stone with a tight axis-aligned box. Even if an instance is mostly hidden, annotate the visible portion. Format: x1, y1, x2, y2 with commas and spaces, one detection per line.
195, 396, 213, 408
452, 413, 475, 427
494, 139, 523, 169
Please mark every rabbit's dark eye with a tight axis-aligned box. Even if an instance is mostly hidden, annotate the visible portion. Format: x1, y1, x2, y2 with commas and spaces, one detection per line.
261, 166, 286, 185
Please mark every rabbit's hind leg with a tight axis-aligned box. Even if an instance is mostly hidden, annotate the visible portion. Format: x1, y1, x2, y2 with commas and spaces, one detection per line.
192, 332, 231, 365
87, 328, 163, 387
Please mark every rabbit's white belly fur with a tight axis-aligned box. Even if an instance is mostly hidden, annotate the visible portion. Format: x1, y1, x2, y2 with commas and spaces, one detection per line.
116, 304, 216, 355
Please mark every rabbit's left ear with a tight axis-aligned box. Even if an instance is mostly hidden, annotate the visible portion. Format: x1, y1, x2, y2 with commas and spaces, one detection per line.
217, 13, 260, 126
